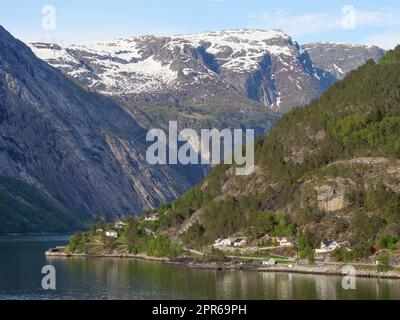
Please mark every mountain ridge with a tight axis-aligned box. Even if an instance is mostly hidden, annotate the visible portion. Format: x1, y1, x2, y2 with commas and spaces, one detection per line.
30, 28, 384, 114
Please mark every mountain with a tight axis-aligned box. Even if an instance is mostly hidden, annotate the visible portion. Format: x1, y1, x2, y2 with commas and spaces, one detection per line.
0, 176, 81, 233
0, 26, 386, 234
0, 25, 206, 233
30, 29, 384, 115
150, 46, 400, 259
303, 42, 385, 81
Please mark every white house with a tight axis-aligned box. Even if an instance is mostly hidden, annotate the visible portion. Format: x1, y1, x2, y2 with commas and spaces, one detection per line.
145, 214, 159, 222
263, 259, 277, 266
278, 237, 294, 247
232, 237, 248, 247
114, 221, 127, 229
214, 237, 232, 246
105, 230, 118, 238
315, 240, 340, 254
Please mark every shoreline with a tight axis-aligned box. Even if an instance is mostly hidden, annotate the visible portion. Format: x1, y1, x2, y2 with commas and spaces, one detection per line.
45, 251, 400, 280
1, 232, 74, 237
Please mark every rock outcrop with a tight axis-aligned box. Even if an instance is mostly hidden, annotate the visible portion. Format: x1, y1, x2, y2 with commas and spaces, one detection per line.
315, 183, 347, 213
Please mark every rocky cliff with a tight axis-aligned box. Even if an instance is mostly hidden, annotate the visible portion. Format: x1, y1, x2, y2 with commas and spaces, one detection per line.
303, 42, 385, 81
0, 26, 205, 232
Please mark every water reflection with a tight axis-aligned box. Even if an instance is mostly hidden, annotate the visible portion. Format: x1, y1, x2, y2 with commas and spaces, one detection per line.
1, 235, 400, 300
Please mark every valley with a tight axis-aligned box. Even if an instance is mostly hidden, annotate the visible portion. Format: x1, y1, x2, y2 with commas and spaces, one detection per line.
60, 46, 400, 272
0, 25, 391, 236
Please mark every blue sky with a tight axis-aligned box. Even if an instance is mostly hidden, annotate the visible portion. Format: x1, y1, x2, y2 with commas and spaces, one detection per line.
1, 0, 399, 48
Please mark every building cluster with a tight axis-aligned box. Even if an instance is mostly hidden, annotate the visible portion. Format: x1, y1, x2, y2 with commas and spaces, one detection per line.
214, 237, 248, 247
214, 235, 343, 255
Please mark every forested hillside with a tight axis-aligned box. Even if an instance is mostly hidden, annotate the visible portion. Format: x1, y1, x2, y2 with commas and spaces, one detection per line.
150, 46, 400, 260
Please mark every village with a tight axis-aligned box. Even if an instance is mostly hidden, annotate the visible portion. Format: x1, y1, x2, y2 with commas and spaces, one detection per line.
212, 235, 344, 266
87, 214, 365, 268
45, 211, 400, 281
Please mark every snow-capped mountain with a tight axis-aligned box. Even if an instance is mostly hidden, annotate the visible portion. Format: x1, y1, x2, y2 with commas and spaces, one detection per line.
30, 29, 384, 114
303, 42, 385, 80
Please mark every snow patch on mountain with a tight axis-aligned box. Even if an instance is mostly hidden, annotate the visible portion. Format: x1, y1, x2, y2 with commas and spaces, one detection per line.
29, 29, 384, 113
171, 29, 293, 73
30, 29, 300, 98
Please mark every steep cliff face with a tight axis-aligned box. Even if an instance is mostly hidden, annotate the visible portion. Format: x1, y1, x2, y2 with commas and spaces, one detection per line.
0, 26, 204, 231
303, 42, 385, 81
315, 181, 347, 213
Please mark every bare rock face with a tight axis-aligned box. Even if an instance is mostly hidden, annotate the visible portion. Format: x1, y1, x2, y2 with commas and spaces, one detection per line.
30, 29, 383, 114
315, 183, 347, 212
0, 26, 204, 224
303, 42, 385, 81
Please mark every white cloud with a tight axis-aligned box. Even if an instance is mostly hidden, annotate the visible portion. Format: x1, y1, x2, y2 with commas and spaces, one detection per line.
210, 0, 224, 7
247, 10, 340, 36
364, 32, 400, 50
247, 7, 400, 38
356, 10, 400, 28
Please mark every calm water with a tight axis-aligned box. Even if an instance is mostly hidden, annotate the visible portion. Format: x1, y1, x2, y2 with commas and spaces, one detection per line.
1, 235, 400, 300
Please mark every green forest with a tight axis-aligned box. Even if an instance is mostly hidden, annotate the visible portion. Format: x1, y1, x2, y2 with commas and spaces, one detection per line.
0, 176, 82, 233
146, 45, 400, 260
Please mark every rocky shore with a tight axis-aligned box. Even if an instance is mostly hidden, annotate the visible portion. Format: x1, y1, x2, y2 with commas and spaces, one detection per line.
45, 250, 169, 262
45, 250, 400, 280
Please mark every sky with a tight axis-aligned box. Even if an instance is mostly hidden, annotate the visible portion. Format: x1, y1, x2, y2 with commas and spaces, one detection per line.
0, 0, 399, 49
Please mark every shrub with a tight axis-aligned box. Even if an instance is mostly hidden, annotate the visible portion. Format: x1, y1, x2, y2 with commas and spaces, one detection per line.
378, 235, 398, 250
377, 254, 391, 272
203, 247, 227, 263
